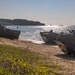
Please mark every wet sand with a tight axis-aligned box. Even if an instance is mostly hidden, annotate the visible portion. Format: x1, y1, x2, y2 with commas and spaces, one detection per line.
0, 38, 75, 75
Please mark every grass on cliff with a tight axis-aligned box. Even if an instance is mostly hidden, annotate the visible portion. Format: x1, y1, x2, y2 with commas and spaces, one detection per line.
0, 44, 65, 75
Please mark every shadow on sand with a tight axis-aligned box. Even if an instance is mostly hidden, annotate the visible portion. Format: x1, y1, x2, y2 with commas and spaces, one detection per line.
55, 54, 75, 60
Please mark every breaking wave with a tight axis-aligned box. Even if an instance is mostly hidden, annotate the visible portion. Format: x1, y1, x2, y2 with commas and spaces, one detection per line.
6, 25, 75, 44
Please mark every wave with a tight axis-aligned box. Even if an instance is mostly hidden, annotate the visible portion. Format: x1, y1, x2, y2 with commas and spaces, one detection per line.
6, 25, 75, 44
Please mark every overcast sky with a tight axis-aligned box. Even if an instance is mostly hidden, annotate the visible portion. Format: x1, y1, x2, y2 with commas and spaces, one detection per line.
0, 0, 75, 25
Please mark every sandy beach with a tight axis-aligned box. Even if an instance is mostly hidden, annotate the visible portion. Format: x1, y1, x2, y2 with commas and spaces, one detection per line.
0, 38, 75, 75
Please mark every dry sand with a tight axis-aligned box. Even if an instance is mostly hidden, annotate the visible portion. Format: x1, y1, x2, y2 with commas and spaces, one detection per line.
0, 38, 75, 75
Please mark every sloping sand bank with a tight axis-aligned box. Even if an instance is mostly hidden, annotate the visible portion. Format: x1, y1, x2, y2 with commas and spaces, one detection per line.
0, 38, 75, 75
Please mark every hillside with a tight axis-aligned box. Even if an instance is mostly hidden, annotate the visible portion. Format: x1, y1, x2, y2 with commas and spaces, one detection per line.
0, 19, 45, 26
0, 38, 64, 75
0, 38, 75, 75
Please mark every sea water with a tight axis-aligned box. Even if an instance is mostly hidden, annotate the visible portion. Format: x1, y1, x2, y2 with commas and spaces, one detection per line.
6, 25, 75, 44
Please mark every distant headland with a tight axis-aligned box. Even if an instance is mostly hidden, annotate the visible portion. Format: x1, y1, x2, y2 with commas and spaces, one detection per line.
0, 18, 45, 26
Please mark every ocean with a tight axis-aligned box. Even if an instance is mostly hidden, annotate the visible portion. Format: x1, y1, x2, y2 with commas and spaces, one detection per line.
6, 25, 75, 44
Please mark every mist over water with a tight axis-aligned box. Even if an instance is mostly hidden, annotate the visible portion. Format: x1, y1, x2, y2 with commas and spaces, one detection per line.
6, 25, 75, 44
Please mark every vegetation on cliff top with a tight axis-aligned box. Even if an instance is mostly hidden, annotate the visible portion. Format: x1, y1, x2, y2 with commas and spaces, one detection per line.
0, 19, 45, 26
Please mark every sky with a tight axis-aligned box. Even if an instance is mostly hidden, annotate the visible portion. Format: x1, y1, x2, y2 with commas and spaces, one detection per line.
0, 0, 75, 25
